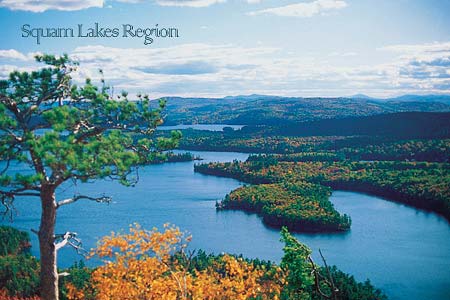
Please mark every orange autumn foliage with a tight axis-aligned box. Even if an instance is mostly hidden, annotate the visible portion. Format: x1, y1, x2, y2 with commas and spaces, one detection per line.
67, 224, 283, 300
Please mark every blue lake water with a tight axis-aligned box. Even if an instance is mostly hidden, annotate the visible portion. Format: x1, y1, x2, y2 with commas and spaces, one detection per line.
1, 150, 450, 300
157, 124, 244, 131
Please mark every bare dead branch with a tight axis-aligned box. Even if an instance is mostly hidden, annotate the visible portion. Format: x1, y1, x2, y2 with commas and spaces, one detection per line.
0, 156, 11, 175
308, 250, 339, 300
54, 231, 87, 255
0, 187, 40, 220
58, 272, 70, 277
0, 195, 16, 221
55, 232, 72, 251
0, 186, 41, 198
319, 249, 339, 299
56, 194, 112, 209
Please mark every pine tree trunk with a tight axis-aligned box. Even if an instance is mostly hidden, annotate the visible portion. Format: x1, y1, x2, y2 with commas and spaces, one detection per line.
39, 185, 59, 300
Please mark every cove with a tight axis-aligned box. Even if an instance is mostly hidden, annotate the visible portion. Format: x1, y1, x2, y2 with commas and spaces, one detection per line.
1, 150, 450, 300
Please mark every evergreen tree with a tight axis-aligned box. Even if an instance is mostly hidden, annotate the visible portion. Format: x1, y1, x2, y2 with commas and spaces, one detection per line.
0, 54, 180, 300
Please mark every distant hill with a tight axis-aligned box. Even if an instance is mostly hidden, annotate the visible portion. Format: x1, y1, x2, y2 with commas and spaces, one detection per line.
348, 94, 450, 103
160, 95, 450, 125
271, 112, 450, 139
348, 94, 374, 99
385, 94, 450, 104
222, 94, 286, 101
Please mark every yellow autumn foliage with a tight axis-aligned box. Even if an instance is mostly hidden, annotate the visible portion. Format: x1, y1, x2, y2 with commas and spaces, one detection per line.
67, 224, 283, 300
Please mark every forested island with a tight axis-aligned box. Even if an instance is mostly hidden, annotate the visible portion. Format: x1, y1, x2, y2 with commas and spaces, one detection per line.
156, 110, 450, 232
196, 158, 449, 231
217, 182, 352, 232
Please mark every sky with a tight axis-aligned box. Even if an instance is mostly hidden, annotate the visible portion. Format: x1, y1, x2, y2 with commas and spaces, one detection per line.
0, 0, 449, 98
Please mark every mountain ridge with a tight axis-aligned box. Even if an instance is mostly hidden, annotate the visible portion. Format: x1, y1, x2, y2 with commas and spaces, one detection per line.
159, 94, 450, 125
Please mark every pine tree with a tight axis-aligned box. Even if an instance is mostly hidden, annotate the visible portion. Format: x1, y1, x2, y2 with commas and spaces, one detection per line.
0, 54, 180, 300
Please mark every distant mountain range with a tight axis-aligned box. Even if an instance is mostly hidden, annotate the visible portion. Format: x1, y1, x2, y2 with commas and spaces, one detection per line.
385, 94, 450, 104
159, 94, 450, 125
349, 94, 450, 104
164, 94, 450, 106
224, 93, 450, 104
348, 94, 374, 99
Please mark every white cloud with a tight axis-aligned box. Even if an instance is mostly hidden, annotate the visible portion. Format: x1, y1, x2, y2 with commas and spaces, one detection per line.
2, 42, 450, 98
0, 0, 103, 12
66, 44, 279, 97
0, 0, 264, 11
0, 65, 19, 79
117, 0, 259, 6
248, 0, 347, 17
68, 43, 450, 97
0, 49, 28, 60
0, 64, 36, 79
379, 42, 450, 54
328, 51, 357, 57
379, 42, 450, 89
155, 0, 225, 7
113, 0, 143, 3
0, 50, 43, 63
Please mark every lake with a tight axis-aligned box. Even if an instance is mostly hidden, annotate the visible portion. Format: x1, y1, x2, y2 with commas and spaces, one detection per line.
1, 150, 450, 300
157, 124, 244, 131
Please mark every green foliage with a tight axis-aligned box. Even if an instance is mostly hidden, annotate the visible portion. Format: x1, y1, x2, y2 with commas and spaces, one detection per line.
59, 261, 95, 300
176, 131, 339, 154
280, 227, 314, 300
189, 249, 279, 275
220, 182, 350, 232
0, 53, 180, 204
167, 151, 200, 162
0, 226, 31, 255
0, 54, 181, 298
0, 227, 40, 297
319, 266, 387, 300
0, 254, 40, 297
176, 128, 449, 163
280, 228, 387, 300
337, 138, 450, 162
197, 155, 450, 227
